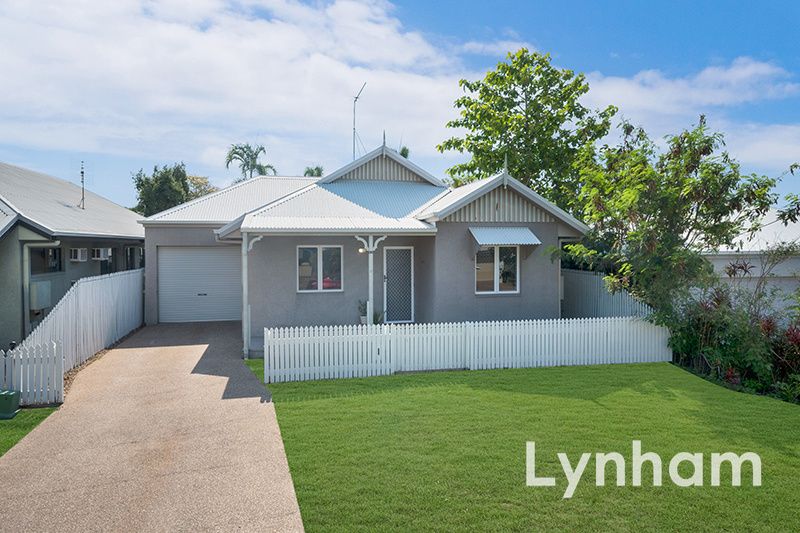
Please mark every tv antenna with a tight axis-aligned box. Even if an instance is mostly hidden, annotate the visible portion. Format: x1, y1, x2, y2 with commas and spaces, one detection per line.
352, 82, 366, 160
78, 160, 85, 209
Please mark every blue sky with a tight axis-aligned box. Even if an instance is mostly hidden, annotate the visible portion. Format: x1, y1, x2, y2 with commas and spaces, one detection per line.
1, 0, 798, 207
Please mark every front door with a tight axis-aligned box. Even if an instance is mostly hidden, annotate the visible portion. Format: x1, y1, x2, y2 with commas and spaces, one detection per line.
383, 247, 414, 323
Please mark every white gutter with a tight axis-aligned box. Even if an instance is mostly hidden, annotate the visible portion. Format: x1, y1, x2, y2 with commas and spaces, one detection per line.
22, 240, 61, 337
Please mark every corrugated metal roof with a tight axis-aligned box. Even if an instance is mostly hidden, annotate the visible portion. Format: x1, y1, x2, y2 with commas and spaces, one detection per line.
241, 180, 445, 233
415, 177, 493, 219
145, 176, 316, 223
415, 172, 589, 235
0, 162, 143, 239
0, 197, 17, 238
469, 226, 542, 246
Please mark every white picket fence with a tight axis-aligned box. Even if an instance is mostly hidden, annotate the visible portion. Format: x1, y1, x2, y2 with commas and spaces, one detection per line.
21, 269, 143, 374
1, 342, 63, 405
561, 269, 652, 318
264, 316, 672, 383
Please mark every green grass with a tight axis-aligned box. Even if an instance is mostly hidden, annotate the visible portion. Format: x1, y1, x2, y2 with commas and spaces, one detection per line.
0, 407, 56, 457
246, 360, 800, 532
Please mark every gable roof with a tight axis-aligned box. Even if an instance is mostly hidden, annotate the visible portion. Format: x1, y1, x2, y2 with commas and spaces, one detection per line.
142, 176, 317, 225
416, 171, 589, 234
236, 180, 444, 235
0, 162, 143, 240
319, 145, 446, 187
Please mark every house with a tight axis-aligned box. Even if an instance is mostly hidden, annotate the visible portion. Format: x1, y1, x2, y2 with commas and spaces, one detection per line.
141, 145, 587, 355
0, 162, 144, 349
705, 210, 800, 310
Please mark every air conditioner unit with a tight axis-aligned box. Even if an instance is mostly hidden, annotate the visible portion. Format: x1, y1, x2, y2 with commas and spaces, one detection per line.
69, 248, 88, 262
91, 247, 112, 261
30, 280, 52, 310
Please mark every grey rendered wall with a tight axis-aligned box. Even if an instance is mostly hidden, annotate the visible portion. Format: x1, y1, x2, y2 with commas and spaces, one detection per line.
0, 226, 23, 348
1, 228, 140, 347
708, 253, 800, 311
428, 221, 564, 322
248, 235, 435, 329
143, 225, 233, 325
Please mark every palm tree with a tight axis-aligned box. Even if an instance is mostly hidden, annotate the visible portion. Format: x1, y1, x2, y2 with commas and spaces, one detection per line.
303, 165, 323, 177
225, 143, 276, 182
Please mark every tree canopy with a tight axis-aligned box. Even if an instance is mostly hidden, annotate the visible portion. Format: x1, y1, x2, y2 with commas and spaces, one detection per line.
132, 163, 190, 217
303, 165, 323, 177
187, 175, 219, 200
564, 117, 781, 315
437, 49, 616, 215
132, 166, 220, 216
225, 143, 276, 182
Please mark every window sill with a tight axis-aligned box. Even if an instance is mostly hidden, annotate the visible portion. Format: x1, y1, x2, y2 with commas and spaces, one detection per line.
296, 289, 344, 294
475, 291, 520, 297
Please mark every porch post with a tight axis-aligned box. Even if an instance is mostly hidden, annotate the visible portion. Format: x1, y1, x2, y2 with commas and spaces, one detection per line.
241, 231, 249, 358
355, 235, 387, 324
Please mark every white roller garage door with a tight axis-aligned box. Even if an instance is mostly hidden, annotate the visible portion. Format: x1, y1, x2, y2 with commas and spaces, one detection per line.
158, 246, 242, 322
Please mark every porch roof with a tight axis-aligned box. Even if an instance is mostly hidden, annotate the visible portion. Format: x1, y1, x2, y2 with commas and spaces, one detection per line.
469, 226, 541, 246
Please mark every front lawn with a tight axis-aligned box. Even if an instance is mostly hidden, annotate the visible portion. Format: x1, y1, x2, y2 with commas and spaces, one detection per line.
0, 407, 56, 457
246, 361, 800, 532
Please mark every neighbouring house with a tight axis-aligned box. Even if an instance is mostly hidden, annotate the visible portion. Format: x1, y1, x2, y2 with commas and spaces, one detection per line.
705, 210, 800, 310
141, 145, 587, 355
0, 162, 144, 349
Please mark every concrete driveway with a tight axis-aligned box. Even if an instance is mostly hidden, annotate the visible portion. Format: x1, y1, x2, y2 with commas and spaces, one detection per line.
0, 322, 303, 532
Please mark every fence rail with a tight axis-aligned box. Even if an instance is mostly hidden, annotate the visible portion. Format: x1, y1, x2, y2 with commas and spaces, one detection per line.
1, 342, 63, 405
22, 269, 143, 374
264, 316, 671, 383
561, 269, 652, 318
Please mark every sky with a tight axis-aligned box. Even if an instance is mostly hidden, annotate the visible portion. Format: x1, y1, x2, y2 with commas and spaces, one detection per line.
1, 0, 799, 208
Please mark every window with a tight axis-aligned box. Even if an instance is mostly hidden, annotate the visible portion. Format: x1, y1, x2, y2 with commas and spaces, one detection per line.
298, 246, 342, 292
475, 245, 518, 294
69, 248, 88, 262
30, 247, 62, 275
91, 248, 111, 261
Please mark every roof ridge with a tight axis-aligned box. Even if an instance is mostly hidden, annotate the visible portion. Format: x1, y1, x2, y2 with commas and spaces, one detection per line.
248, 181, 321, 216
146, 176, 315, 220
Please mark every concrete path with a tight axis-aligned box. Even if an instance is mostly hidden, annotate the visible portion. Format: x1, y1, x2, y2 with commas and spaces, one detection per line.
0, 322, 303, 532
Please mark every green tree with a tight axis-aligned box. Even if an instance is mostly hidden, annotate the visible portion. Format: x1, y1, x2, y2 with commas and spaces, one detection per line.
132, 163, 190, 216
565, 117, 779, 315
186, 175, 219, 200
399, 146, 410, 159
437, 49, 616, 215
303, 165, 323, 177
225, 143, 276, 182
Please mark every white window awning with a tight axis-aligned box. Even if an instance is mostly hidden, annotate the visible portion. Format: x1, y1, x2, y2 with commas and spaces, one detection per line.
469, 226, 542, 246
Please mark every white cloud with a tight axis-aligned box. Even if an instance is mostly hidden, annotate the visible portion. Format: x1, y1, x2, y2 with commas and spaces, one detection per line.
460, 40, 532, 57
0, 0, 475, 192
583, 57, 800, 174
723, 123, 800, 174
585, 57, 798, 118
0, 0, 797, 204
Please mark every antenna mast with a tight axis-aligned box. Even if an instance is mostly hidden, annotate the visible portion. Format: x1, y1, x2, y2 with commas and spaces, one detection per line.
78, 160, 85, 209
352, 82, 366, 160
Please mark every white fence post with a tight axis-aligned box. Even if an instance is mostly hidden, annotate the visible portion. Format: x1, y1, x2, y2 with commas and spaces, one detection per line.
1, 269, 144, 406
261, 316, 672, 383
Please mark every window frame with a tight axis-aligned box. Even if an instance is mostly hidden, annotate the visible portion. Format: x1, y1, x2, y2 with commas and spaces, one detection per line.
296, 245, 344, 293
474, 245, 520, 295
